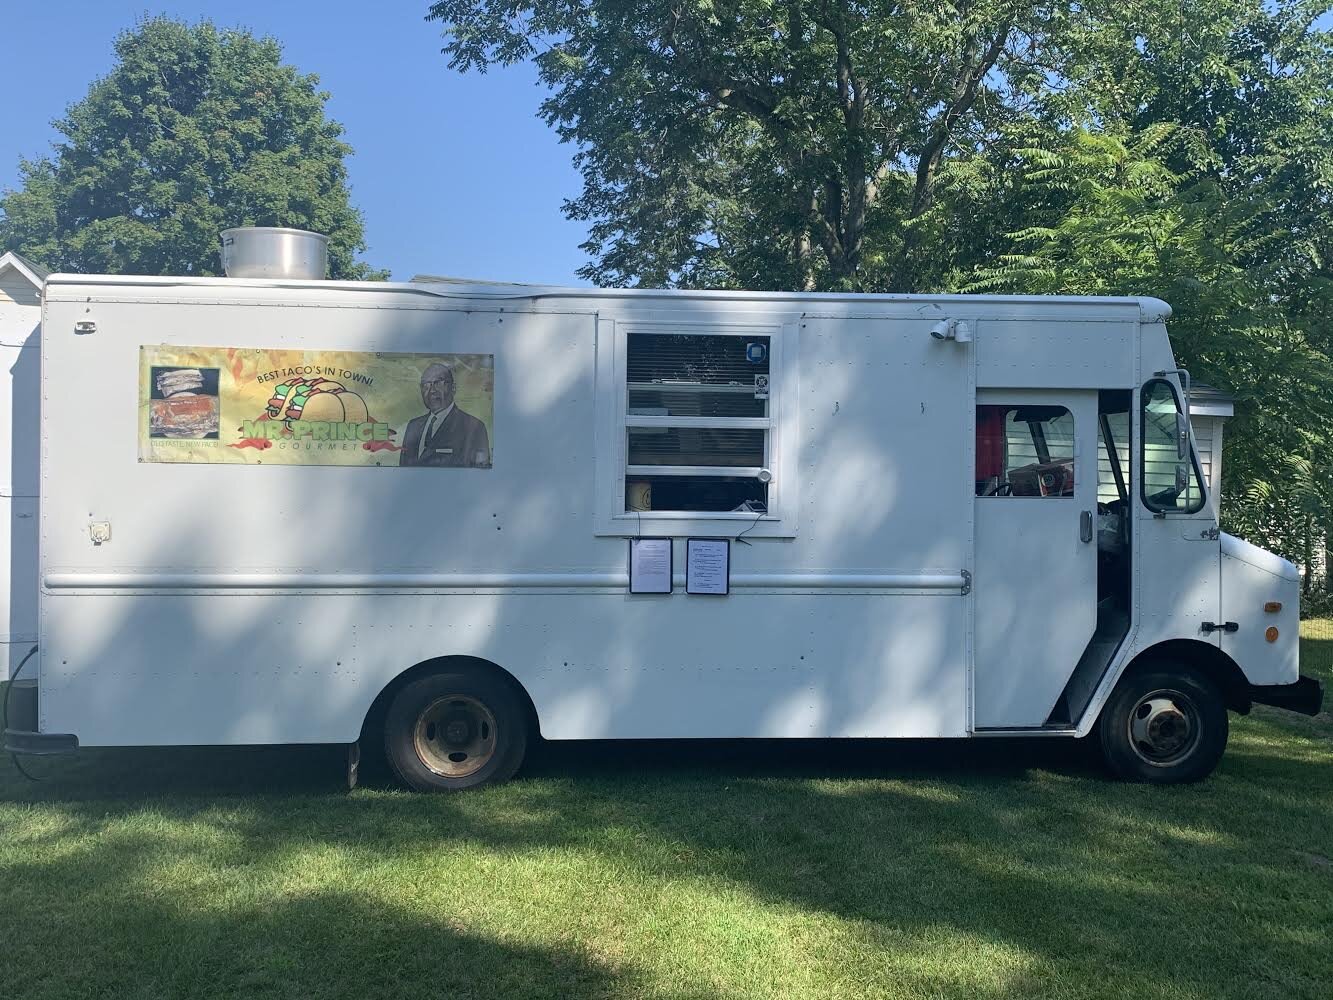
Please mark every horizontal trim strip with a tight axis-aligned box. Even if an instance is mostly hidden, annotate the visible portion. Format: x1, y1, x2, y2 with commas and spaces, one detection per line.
626, 465, 763, 478
44, 571, 967, 593
609, 511, 777, 521
626, 415, 770, 430
972, 728, 1079, 738
627, 382, 758, 395
734, 574, 965, 589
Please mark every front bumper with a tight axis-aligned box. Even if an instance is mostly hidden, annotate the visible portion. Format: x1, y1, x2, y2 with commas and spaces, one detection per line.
1249, 675, 1325, 717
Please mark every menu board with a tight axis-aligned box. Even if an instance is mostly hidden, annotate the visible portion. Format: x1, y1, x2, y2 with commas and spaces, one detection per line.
686, 538, 730, 595
629, 538, 673, 594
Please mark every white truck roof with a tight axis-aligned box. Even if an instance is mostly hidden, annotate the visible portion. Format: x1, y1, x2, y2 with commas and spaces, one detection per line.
43, 272, 1173, 323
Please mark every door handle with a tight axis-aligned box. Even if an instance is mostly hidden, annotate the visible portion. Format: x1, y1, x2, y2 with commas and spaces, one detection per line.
1080, 510, 1093, 543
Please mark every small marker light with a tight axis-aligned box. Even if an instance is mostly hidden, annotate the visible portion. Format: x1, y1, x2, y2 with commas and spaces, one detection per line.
1265, 627, 1279, 643
1264, 602, 1282, 613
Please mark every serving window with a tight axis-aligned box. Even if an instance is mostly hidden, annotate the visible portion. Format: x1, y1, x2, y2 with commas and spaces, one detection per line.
596, 322, 796, 536
626, 332, 771, 513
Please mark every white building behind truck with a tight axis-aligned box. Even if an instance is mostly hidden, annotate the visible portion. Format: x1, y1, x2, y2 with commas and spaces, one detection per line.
0, 250, 44, 681
1, 230, 1321, 789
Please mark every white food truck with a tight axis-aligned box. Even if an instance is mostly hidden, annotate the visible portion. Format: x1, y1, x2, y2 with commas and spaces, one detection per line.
3, 229, 1322, 790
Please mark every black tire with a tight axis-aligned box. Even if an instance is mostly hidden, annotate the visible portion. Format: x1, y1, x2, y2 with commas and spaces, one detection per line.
384, 669, 529, 792
1098, 664, 1228, 783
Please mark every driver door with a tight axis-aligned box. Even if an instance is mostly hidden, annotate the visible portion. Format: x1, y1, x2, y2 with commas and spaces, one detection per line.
973, 389, 1101, 728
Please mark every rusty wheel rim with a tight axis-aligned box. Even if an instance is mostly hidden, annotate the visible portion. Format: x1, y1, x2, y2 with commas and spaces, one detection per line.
412, 695, 498, 778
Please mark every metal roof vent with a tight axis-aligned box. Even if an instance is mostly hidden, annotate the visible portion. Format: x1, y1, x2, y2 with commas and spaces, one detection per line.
220, 227, 329, 280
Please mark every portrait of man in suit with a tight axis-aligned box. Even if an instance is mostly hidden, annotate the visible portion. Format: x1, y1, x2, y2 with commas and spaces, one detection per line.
399, 362, 492, 468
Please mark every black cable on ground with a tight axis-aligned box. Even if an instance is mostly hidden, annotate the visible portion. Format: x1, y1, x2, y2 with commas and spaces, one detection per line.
3, 645, 41, 781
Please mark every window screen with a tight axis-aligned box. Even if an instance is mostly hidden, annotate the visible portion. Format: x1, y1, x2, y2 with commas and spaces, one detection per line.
976, 405, 1076, 497
625, 334, 771, 513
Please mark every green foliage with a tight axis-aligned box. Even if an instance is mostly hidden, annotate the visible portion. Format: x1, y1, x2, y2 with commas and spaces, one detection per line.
428, 0, 1078, 291
427, 0, 1333, 573
0, 17, 384, 280
971, 123, 1331, 559
968, 1, 1333, 565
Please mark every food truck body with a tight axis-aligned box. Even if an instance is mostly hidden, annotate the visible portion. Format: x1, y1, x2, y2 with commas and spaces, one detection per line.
4, 267, 1323, 789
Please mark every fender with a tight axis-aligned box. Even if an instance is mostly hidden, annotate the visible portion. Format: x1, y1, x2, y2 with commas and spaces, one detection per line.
357, 654, 541, 745
1073, 636, 1248, 736
1073, 635, 1321, 735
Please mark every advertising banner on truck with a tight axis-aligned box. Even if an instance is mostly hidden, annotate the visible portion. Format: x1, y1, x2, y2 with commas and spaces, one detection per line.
139, 346, 494, 468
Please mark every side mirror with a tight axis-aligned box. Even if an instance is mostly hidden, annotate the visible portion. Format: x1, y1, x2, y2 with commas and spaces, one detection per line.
1175, 462, 1189, 495
1175, 412, 1190, 459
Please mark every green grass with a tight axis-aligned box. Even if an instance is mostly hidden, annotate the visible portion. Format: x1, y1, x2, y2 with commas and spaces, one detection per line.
1, 639, 1329, 1000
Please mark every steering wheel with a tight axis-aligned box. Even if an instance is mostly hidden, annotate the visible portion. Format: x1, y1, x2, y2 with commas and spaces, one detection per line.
984, 482, 1012, 497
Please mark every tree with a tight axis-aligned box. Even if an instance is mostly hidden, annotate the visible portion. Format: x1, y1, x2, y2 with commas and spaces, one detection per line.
0, 17, 384, 279
429, 0, 1333, 582
427, 1, 1095, 291
968, 0, 1333, 566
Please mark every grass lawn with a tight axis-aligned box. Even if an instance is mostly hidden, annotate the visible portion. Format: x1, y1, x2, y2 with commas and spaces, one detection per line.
1, 636, 1329, 1000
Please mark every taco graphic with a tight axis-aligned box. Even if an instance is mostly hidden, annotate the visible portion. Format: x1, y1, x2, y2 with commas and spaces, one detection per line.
233, 374, 395, 453
264, 377, 369, 426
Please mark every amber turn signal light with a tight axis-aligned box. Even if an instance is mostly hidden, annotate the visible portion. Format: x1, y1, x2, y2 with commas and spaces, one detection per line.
1264, 602, 1282, 613
1265, 626, 1279, 643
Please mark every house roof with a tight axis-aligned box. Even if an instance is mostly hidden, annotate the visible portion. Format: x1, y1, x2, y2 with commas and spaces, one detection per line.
0, 250, 50, 289
1190, 383, 1234, 418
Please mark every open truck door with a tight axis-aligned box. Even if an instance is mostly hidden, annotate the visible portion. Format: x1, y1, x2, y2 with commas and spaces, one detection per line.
973, 390, 1101, 728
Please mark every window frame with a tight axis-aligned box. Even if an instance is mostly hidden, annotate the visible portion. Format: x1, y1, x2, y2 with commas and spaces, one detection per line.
594, 318, 799, 538
1139, 377, 1207, 515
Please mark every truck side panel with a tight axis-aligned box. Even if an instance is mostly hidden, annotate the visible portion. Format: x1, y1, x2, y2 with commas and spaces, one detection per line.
41, 591, 967, 743
39, 290, 973, 743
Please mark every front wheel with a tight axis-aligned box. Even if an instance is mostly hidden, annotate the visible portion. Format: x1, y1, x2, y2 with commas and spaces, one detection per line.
384, 669, 529, 791
1099, 665, 1228, 783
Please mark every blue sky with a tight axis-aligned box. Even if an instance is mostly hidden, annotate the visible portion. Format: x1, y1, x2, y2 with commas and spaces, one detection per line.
0, 2, 589, 283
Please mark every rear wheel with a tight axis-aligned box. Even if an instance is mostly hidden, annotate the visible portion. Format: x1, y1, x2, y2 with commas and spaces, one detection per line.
1099, 664, 1227, 783
384, 669, 528, 791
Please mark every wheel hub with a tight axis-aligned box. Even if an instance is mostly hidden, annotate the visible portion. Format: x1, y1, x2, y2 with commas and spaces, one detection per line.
442, 714, 473, 747
1128, 691, 1199, 765
413, 695, 498, 778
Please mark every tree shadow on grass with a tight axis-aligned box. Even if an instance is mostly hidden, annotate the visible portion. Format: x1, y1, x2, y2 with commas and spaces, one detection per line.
1, 742, 349, 799
0, 734, 1104, 803
521, 734, 1106, 783
2, 733, 1330, 999
0, 879, 675, 1000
